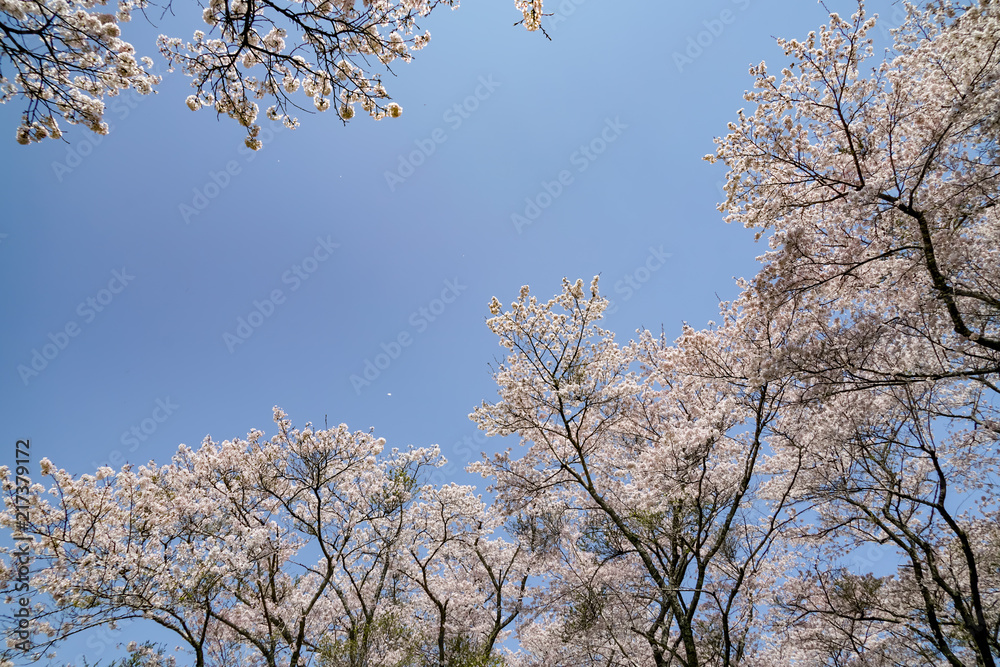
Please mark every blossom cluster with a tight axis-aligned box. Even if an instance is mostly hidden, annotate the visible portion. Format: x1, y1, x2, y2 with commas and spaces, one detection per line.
2, 0, 548, 146
514, 0, 544, 31
154, 0, 436, 149
1, 0, 159, 144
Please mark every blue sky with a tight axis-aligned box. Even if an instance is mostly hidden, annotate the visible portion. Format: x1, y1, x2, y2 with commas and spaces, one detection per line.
0, 0, 905, 662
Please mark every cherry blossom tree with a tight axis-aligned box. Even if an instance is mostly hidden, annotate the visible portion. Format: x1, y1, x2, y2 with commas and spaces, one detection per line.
469, 278, 801, 667
710, 0, 999, 388
1, 0, 548, 147
710, 1, 1000, 664
0, 408, 525, 667
760, 379, 1000, 666
399, 483, 526, 667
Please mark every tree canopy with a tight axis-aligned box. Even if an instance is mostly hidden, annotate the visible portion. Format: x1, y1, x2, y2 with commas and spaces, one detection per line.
0, 0, 546, 147
3, 1, 999, 665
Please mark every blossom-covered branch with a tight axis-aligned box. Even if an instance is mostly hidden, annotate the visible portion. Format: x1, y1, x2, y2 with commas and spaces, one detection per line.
1, 0, 549, 147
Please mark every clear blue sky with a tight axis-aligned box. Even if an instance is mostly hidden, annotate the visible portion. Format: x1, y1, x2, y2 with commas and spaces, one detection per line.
0, 0, 903, 662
